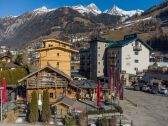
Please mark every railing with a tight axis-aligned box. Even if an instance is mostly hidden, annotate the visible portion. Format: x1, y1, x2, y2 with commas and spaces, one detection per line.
27, 81, 66, 88
133, 45, 142, 51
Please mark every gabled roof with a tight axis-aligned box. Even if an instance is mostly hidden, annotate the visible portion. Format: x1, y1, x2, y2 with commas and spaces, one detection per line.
70, 80, 110, 89
107, 38, 152, 50
53, 96, 75, 107
43, 39, 72, 46
36, 46, 79, 53
0, 55, 12, 59
18, 65, 72, 83
70, 80, 97, 89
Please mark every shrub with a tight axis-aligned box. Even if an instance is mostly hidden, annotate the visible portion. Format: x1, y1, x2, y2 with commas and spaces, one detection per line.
0, 67, 28, 85
65, 115, 76, 126
41, 90, 51, 122
28, 91, 39, 123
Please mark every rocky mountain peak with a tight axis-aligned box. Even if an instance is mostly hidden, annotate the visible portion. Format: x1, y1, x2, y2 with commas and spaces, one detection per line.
106, 5, 144, 17
86, 3, 102, 15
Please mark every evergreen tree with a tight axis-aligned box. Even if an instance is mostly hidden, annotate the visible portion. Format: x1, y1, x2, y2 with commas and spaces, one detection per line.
65, 115, 76, 126
6, 51, 12, 57
28, 91, 39, 123
99, 117, 108, 126
41, 90, 51, 122
14, 54, 23, 66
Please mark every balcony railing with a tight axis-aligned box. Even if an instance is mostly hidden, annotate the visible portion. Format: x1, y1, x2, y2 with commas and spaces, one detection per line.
133, 45, 142, 51
27, 81, 66, 88
108, 54, 117, 59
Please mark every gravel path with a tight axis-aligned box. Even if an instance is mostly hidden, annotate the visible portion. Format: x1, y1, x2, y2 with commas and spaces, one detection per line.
120, 89, 168, 126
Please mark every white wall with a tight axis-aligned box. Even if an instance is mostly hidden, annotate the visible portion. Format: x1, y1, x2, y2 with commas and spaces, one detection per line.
121, 40, 150, 74
97, 42, 107, 77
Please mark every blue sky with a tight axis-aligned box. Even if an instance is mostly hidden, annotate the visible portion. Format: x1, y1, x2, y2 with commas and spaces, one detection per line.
0, 0, 164, 17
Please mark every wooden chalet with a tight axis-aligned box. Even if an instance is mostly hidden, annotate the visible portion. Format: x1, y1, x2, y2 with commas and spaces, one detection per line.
18, 65, 78, 104
70, 80, 109, 101
0, 55, 12, 63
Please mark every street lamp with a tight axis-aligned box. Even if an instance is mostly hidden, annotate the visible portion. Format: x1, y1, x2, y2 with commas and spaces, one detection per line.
54, 106, 57, 124
119, 112, 122, 126
0, 87, 4, 122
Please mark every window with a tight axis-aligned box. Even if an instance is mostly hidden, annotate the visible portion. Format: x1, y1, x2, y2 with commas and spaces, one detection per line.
98, 46, 100, 49
134, 67, 138, 71
49, 44, 53, 47
98, 54, 100, 57
98, 62, 100, 64
71, 66, 74, 70
50, 93, 53, 98
57, 62, 59, 68
98, 71, 100, 73
135, 51, 139, 55
117, 59, 119, 63
57, 53, 59, 56
135, 60, 139, 63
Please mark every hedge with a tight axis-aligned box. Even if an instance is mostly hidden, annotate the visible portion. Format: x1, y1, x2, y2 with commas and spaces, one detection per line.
0, 67, 28, 85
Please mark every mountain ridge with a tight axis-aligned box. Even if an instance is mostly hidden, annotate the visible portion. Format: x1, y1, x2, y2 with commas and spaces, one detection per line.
0, 7, 121, 48
1, 1, 168, 50
0, 3, 143, 18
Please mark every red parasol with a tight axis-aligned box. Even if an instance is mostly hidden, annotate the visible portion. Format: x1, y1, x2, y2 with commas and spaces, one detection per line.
119, 75, 124, 100
2, 78, 7, 104
97, 80, 101, 108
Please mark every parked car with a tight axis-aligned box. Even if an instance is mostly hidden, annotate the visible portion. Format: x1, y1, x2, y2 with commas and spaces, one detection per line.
151, 89, 158, 94
159, 87, 168, 94
146, 85, 152, 93
134, 84, 140, 91
142, 85, 149, 92
139, 84, 144, 91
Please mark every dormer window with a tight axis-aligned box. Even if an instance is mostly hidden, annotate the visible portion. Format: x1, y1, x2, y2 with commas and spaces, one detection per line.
133, 41, 142, 51
49, 44, 53, 47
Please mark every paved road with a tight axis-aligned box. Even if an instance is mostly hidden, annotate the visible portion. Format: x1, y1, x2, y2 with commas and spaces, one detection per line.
120, 89, 168, 126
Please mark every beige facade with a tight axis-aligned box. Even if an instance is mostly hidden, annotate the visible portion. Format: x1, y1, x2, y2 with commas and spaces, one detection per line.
37, 39, 78, 76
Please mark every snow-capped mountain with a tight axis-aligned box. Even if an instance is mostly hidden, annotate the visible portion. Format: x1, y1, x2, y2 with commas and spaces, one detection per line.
72, 3, 101, 15
106, 5, 144, 17
71, 4, 90, 14
32, 6, 56, 15
2, 4, 143, 17
86, 3, 102, 15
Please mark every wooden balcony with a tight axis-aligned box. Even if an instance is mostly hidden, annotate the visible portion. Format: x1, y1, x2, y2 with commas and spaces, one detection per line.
108, 54, 117, 59
27, 73, 67, 89
27, 81, 66, 89
38, 81, 66, 87
133, 45, 142, 51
